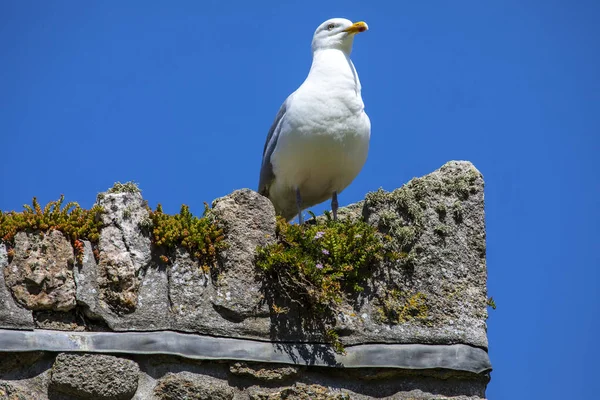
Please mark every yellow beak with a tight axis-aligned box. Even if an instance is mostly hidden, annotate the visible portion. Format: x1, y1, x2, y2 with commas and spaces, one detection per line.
343, 21, 368, 34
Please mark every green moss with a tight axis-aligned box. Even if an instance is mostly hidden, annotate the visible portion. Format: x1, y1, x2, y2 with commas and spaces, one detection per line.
365, 169, 480, 250
256, 215, 399, 352
376, 290, 429, 324
149, 203, 225, 270
0, 195, 104, 263
441, 168, 481, 200
0, 192, 225, 271
257, 215, 396, 305
106, 181, 141, 194
364, 186, 424, 254
365, 187, 424, 225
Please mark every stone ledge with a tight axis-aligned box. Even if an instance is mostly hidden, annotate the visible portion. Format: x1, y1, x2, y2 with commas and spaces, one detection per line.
0, 351, 489, 400
0, 160, 491, 398
1, 161, 488, 350
0, 329, 491, 375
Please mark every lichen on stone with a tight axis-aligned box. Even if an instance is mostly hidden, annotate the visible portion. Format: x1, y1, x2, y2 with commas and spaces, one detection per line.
364, 185, 425, 255
106, 181, 141, 194
376, 290, 429, 324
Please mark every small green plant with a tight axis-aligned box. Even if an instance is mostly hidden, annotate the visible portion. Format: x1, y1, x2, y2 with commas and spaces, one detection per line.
149, 203, 224, 270
376, 290, 429, 324
106, 181, 141, 194
256, 215, 398, 352
257, 215, 395, 306
487, 296, 497, 310
0, 195, 103, 263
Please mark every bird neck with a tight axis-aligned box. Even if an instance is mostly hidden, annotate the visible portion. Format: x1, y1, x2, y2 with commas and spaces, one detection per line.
307, 49, 361, 93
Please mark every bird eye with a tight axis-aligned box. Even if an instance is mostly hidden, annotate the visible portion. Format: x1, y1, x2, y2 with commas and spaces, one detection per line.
327, 23, 335, 31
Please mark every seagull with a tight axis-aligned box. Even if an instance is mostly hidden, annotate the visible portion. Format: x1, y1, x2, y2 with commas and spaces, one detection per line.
258, 18, 371, 223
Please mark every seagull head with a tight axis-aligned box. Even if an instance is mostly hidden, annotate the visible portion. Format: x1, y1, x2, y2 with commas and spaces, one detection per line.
311, 18, 368, 55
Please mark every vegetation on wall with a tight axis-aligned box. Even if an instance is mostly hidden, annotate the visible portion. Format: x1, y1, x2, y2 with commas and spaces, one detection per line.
149, 203, 224, 271
0, 195, 104, 262
0, 183, 225, 269
1, 181, 455, 354
256, 213, 401, 353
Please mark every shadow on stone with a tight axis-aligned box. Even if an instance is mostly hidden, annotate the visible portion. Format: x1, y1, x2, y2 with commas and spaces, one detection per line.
136, 354, 230, 381
33, 307, 111, 332
0, 352, 52, 380
257, 268, 342, 367
302, 367, 490, 398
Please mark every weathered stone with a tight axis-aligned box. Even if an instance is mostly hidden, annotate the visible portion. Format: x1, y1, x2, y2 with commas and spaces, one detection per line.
153, 371, 234, 400
33, 310, 85, 331
0, 381, 39, 400
344, 160, 489, 348
0, 243, 34, 328
209, 189, 276, 320
3, 231, 76, 311
73, 239, 171, 331
112, 263, 172, 329
0, 353, 488, 399
256, 161, 488, 349
167, 245, 268, 338
73, 240, 102, 317
229, 362, 299, 381
95, 191, 152, 314
0, 160, 491, 398
0, 352, 45, 375
168, 248, 222, 332
249, 383, 350, 400
0, 161, 488, 350
49, 353, 139, 400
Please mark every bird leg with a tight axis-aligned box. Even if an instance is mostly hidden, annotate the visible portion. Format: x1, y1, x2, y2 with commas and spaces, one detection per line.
331, 191, 339, 221
296, 188, 304, 225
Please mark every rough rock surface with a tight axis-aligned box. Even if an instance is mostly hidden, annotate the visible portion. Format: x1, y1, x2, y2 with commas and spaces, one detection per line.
0, 381, 38, 400
249, 383, 349, 400
74, 238, 171, 331
209, 189, 276, 320
0, 243, 34, 328
331, 160, 489, 348
229, 362, 299, 381
3, 230, 76, 311
1, 161, 488, 348
95, 191, 153, 314
169, 189, 276, 336
153, 371, 234, 400
49, 353, 139, 400
0, 352, 488, 399
0, 161, 491, 398
73, 240, 103, 319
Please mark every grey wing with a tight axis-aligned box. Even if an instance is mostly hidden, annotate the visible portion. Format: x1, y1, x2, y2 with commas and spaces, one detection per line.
258, 100, 288, 196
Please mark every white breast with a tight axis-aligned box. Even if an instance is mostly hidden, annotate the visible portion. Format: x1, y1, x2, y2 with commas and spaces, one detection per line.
269, 48, 371, 209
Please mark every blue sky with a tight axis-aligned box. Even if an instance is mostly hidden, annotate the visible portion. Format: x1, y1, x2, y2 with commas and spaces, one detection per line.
1, 1, 598, 398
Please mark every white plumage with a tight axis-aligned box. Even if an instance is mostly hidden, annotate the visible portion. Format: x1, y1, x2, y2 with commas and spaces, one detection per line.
258, 18, 370, 222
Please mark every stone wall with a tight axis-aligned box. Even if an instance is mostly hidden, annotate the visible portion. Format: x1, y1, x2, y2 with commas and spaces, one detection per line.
0, 161, 491, 399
